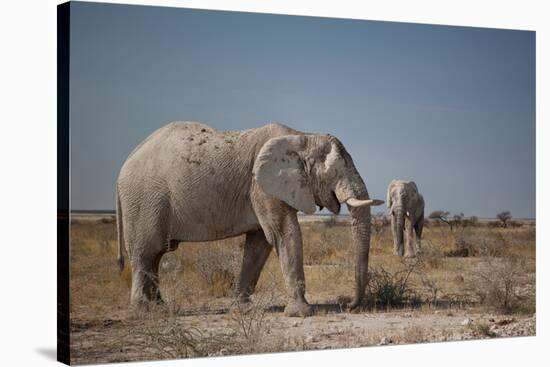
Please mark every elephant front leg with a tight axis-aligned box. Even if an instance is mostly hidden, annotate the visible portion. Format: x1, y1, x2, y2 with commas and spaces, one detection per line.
273, 215, 313, 317
404, 221, 416, 258
235, 230, 273, 304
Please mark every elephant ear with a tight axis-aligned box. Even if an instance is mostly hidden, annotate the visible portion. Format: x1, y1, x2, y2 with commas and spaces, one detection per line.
387, 180, 397, 208
253, 135, 316, 214
407, 181, 418, 193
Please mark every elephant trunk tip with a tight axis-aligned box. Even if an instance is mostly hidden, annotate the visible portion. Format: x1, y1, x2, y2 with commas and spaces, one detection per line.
117, 254, 125, 272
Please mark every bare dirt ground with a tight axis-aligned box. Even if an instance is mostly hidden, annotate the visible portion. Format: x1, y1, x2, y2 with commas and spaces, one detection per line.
69, 215, 535, 365
70, 304, 535, 365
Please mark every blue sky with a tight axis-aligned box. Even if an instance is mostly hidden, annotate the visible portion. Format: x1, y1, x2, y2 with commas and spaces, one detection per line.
69, 2, 535, 218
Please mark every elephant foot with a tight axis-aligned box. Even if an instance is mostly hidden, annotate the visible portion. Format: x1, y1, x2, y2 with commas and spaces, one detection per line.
230, 302, 254, 315
236, 293, 252, 304
129, 295, 167, 316
151, 295, 165, 305
230, 296, 255, 314
346, 298, 365, 313
284, 301, 313, 317
404, 252, 417, 258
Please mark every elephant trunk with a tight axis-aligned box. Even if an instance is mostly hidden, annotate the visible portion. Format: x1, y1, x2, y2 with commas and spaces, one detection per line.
348, 205, 371, 309
394, 207, 405, 254
334, 173, 381, 309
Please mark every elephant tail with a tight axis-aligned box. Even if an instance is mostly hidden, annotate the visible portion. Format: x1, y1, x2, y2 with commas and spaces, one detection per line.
116, 187, 125, 272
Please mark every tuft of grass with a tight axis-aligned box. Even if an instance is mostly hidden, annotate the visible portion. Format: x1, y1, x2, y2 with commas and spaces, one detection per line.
129, 308, 232, 359
227, 272, 281, 353
365, 260, 420, 309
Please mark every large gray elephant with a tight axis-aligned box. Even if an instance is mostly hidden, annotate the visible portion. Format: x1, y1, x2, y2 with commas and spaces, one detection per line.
386, 180, 425, 258
116, 122, 383, 317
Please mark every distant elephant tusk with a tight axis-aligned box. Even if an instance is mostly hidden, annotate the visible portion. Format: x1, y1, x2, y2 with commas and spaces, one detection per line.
406, 211, 410, 217
346, 198, 385, 207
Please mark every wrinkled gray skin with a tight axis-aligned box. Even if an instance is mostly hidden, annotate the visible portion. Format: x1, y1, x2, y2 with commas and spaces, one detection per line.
386, 180, 425, 258
116, 122, 383, 317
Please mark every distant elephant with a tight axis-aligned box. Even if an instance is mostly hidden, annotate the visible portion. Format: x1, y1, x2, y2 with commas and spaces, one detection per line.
116, 122, 384, 317
386, 180, 424, 258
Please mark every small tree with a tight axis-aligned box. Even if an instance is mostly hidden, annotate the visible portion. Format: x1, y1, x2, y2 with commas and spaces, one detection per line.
429, 210, 453, 231
497, 211, 512, 228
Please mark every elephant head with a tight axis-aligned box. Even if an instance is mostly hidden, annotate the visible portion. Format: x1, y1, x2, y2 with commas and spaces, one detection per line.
386, 180, 420, 257
253, 133, 383, 309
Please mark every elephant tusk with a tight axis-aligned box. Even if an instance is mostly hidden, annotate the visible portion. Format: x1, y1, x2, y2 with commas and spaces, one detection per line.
346, 198, 385, 207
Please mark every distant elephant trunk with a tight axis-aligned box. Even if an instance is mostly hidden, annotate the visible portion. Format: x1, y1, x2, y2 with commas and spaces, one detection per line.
394, 206, 405, 255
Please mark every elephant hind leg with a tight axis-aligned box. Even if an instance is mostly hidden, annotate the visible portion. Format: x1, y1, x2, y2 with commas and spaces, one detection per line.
130, 251, 165, 309
235, 230, 273, 303
125, 199, 173, 311
414, 214, 424, 255
404, 221, 416, 258
150, 250, 166, 304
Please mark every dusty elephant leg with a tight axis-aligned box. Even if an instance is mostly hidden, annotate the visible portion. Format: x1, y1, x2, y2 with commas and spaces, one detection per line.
414, 215, 424, 255
150, 250, 166, 304
273, 216, 313, 317
130, 252, 165, 309
404, 221, 416, 258
130, 258, 155, 310
235, 230, 273, 303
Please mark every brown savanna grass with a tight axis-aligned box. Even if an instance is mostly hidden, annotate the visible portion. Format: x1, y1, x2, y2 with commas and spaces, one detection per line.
70, 216, 535, 321
69, 215, 535, 363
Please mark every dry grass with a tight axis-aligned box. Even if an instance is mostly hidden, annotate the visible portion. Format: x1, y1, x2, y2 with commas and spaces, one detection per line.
69, 215, 536, 363
466, 256, 535, 314
70, 217, 536, 319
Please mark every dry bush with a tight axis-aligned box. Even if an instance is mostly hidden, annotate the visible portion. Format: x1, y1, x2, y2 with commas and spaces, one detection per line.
418, 272, 442, 305
133, 318, 206, 358
467, 256, 534, 314
130, 309, 231, 359
365, 260, 420, 309
409, 253, 443, 305
449, 230, 507, 257
228, 271, 281, 353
